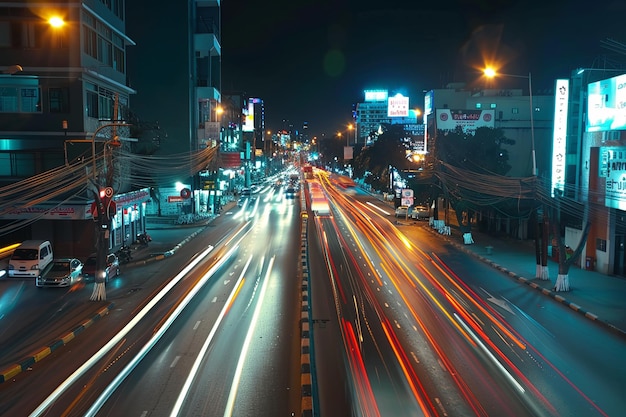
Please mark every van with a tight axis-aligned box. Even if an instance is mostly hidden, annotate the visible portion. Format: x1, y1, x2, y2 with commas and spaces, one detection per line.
8, 240, 54, 278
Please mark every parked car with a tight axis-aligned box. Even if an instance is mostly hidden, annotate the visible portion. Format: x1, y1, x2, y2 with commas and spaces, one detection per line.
395, 205, 410, 217
82, 253, 120, 282
36, 258, 83, 288
410, 205, 430, 220
8, 240, 54, 278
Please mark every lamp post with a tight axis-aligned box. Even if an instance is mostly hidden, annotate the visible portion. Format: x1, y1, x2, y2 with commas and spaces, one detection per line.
484, 68, 536, 176
347, 123, 353, 146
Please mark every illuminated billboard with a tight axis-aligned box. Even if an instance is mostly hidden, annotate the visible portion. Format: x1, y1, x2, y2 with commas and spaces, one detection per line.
388, 94, 409, 118
587, 73, 626, 132
435, 109, 495, 133
599, 146, 626, 210
243, 100, 254, 132
552, 79, 569, 196
364, 90, 388, 102
424, 90, 433, 116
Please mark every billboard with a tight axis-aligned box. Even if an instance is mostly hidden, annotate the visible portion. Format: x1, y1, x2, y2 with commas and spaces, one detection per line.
587, 73, 626, 132
599, 147, 626, 210
424, 90, 433, 116
435, 109, 495, 133
243, 100, 254, 132
552, 79, 569, 196
388, 94, 409, 118
364, 90, 388, 102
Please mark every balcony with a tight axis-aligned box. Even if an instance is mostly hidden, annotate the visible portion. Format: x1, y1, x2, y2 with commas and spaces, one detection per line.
196, 86, 220, 102
194, 33, 221, 58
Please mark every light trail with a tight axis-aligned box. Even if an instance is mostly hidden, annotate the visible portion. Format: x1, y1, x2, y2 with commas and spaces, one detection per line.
223, 256, 275, 417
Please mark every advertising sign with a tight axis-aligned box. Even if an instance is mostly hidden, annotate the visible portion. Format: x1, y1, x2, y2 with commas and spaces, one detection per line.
364, 90, 388, 102
388, 94, 409, 118
435, 109, 495, 133
424, 90, 433, 116
243, 101, 255, 132
587, 73, 626, 132
600, 146, 626, 210
552, 79, 569, 196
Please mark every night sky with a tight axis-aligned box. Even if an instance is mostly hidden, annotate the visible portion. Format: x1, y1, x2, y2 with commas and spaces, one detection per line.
221, 0, 626, 137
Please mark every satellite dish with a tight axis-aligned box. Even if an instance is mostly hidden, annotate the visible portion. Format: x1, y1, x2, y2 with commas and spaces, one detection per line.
3, 65, 23, 75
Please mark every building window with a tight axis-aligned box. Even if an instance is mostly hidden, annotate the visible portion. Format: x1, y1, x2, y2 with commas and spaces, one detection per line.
20, 87, 40, 112
0, 153, 35, 176
49, 87, 69, 113
14, 153, 35, 176
512, 108, 519, 114
0, 87, 18, 112
475, 103, 482, 109
98, 36, 112, 66
86, 90, 99, 118
596, 238, 607, 252
83, 25, 97, 58
99, 94, 113, 119
0, 86, 40, 113
490, 103, 497, 109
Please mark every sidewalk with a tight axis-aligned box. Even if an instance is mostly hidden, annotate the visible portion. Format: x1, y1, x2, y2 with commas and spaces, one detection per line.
415, 219, 626, 338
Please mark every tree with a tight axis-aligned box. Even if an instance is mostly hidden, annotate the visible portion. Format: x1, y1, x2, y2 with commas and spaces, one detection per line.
434, 126, 516, 243
352, 124, 409, 191
544, 193, 592, 292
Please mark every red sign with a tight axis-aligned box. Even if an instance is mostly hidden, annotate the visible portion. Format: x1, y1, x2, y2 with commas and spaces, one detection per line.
168, 196, 184, 203
221, 152, 242, 169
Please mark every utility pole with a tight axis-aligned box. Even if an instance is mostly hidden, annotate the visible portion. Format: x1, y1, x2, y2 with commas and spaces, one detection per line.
89, 127, 123, 301
89, 95, 127, 301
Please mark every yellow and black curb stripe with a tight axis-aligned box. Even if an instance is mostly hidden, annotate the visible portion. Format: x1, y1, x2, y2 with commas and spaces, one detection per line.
300, 212, 314, 417
0, 303, 114, 383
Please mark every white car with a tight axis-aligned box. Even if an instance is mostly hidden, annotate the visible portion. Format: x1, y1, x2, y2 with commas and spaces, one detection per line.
410, 205, 430, 220
395, 206, 409, 217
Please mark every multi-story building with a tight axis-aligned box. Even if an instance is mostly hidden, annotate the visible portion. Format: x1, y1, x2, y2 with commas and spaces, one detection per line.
424, 83, 554, 177
0, 1, 149, 255
126, 1, 222, 215
565, 67, 626, 275
355, 89, 420, 147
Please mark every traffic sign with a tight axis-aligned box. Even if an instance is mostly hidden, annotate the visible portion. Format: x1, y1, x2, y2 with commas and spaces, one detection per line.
104, 187, 114, 198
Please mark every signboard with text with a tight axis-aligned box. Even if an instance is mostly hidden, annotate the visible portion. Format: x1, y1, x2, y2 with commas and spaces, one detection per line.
600, 146, 626, 210
435, 109, 495, 133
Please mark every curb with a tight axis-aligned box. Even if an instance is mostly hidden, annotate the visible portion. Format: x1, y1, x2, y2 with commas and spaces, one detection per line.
299, 215, 314, 417
424, 226, 626, 339
0, 303, 114, 383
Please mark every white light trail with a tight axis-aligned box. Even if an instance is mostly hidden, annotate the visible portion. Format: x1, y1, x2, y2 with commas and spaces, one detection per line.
223, 256, 275, 417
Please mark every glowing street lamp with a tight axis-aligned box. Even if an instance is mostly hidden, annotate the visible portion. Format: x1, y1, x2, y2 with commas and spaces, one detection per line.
48, 16, 65, 28
483, 66, 536, 176
347, 124, 354, 146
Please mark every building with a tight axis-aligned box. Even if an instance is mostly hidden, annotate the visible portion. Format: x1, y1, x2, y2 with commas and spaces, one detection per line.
0, 0, 150, 256
565, 68, 626, 275
424, 83, 554, 177
126, 0, 222, 215
355, 90, 420, 146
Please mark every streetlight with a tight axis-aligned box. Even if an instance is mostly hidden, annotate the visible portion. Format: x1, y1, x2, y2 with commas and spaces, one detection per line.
48, 16, 65, 28
347, 123, 353, 146
484, 67, 536, 176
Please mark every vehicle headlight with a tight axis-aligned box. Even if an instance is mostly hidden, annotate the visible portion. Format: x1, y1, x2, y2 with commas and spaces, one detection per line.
31, 264, 39, 270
